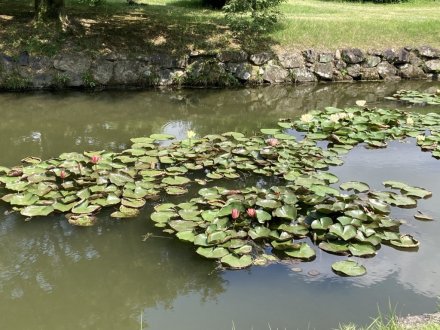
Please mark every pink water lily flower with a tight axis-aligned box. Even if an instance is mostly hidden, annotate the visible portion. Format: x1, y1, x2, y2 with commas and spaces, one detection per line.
246, 208, 256, 218
231, 208, 240, 220
59, 170, 67, 179
266, 138, 279, 147
90, 155, 101, 164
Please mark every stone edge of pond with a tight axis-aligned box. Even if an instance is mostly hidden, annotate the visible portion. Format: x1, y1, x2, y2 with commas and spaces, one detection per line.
397, 312, 440, 329
0, 46, 439, 91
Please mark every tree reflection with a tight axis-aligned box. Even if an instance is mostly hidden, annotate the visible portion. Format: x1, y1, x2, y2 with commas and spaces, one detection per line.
0, 207, 226, 329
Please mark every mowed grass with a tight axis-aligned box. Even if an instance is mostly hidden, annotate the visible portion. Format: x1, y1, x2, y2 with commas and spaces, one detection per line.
0, 0, 439, 56
272, 0, 440, 51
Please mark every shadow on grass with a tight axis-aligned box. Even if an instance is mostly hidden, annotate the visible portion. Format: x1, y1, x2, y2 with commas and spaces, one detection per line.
0, 0, 277, 57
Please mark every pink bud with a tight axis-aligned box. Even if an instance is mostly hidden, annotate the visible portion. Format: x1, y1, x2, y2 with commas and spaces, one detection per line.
267, 138, 279, 147
246, 208, 256, 218
231, 208, 240, 220
60, 170, 67, 179
90, 155, 100, 164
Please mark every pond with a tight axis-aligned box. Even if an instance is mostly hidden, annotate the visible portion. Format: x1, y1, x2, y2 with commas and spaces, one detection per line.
0, 81, 439, 330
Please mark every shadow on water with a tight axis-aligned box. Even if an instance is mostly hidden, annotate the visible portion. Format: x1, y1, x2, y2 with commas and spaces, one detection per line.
0, 81, 439, 329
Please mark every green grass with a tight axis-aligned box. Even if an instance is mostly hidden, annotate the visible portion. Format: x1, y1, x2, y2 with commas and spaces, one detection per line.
272, 0, 440, 51
0, 0, 439, 56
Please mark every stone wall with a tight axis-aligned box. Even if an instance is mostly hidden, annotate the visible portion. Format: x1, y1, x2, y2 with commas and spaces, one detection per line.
0, 46, 439, 90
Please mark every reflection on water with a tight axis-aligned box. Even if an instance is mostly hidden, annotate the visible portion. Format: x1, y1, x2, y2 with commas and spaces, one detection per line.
0, 81, 439, 330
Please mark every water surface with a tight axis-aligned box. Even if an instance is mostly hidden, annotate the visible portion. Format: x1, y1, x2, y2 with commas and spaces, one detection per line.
0, 81, 439, 330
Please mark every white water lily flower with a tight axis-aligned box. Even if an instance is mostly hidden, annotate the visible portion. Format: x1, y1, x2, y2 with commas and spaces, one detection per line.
356, 100, 367, 107
338, 112, 348, 120
329, 114, 340, 123
416, 135, 425, 141
347, 113, 355, 119
406, 117, 414, 125
300, 113, 313, 123
187, 130, 196, 139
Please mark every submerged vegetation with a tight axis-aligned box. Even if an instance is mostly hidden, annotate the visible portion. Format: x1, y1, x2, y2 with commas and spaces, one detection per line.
0, 90, 439, 276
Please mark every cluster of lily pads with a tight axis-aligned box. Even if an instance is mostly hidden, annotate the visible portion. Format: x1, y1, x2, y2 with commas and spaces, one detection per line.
385, 89, 440, 105
0, 101, 438, 276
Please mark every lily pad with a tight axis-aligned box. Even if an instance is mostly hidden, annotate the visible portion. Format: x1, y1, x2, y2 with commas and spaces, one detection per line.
331, 260, 366, 277
220, 254, 253, 269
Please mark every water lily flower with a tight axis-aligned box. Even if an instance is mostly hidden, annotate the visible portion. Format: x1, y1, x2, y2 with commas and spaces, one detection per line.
300, 113, 313, 123
356, 100, 366, 107
187, 130, 196, 139
231, 208, 240, 220
90, 155, 101, 164
266, 138, 279, 147
347, 113, 355, 119
337, 112, 348, 120
246, 208, 256, 218
329, 114, 340, 123
406, 117, 414, 125
59, 170, 67, 179
416, 135, 425, 142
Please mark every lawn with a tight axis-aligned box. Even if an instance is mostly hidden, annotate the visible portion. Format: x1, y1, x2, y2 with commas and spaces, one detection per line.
0, 0, 439, 56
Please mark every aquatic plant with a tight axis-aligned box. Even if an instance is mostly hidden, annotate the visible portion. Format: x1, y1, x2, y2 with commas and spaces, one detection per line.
385, 89, 440, 106
0, 102, 439, 276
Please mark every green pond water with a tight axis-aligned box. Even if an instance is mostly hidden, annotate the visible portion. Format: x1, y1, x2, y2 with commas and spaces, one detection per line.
0, 81, 439, 330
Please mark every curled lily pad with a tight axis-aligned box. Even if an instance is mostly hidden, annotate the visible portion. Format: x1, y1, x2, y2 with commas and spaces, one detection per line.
331, 260, 366, 277
67, 214, 97, 227
389, 234, 419, 249
414, 211, 433, 221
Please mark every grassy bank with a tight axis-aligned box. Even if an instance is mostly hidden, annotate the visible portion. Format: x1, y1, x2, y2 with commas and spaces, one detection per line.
0, 0, 439, 56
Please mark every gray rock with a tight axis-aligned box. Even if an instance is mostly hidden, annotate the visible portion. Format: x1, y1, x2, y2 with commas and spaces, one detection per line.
262, 64, 289, 83
399, 64, 426, 79
0, 54, 15, 74
364, 56, 381, 68
314, 62, 333, 80
148, 53, 187, 69
395, 48, 410, 64
335, 49, 341, 60
113, 60, 149, 85
347, 64, 361, 79
318, 53, 334, 63
53, 53, 91, 74
303, 49, 317, 63
91, 59, 114, 85
226, 62, 253, 81
333, 70, 353, 82
18, 56, 54, 88
377, 61, 397, 79
417, 46, 440, 59
18, 51, 29, 66
249, 52, 272, 65
341, 48, 364, 64
335, 60, 347, 70
217, 50, 248, 63
382, 49, 397, 63
278, 53, 304, 69
157, 69, 173, 86
292, 67, 316, 82
409, 52, 424, 67
360, 67, 380, 80
425, 60, 440, 73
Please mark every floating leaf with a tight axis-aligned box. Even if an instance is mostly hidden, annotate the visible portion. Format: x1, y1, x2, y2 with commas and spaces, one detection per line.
196, 247, 229, 259
220, 254, 253, 269
340, 181, 370, 193
20, 205, 54, 217
332, 260, 366, 277
284, 243, 316, 260
389, 234, 419, 248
